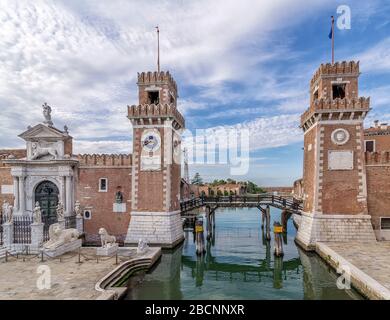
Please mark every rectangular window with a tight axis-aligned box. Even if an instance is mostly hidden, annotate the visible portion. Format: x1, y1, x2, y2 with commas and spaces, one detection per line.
148, 91, 159, 104
99, 178, 108, 192
365, 140, 375, 152
313, 89, 319, 100
380, 217, 390, 230
332, 84, 346, 99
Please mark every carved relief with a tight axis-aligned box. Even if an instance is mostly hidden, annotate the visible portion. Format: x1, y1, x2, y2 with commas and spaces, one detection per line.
31, 141, 59, 160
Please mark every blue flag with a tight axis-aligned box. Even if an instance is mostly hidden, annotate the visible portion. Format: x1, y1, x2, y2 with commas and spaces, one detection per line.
328, 27, 333, 39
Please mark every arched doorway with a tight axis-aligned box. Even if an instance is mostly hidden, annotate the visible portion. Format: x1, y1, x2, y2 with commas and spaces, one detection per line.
35, 181, 59, 226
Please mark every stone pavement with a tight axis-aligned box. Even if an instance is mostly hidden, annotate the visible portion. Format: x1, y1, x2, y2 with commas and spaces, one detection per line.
316, 241, 390, 300
0, 247, 157, 300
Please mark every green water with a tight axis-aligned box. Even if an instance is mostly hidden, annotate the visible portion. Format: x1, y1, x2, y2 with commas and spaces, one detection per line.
123, 207, 362, 300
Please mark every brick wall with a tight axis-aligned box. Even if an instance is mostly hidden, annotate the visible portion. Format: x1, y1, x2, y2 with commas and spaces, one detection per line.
77, 155, 132, 245
0, 149, 26, 206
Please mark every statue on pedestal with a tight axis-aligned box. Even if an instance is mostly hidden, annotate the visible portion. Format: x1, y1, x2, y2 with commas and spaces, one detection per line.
2, 201, 13, 223
43, 223, 79, 250
137, 238, 149, 254
98, 228, 116, 247
74, 200, 82, 218
33, 201, 42, 224
56, 202, 64, 220
42, 102, 53, 126
115, 191, 123, 204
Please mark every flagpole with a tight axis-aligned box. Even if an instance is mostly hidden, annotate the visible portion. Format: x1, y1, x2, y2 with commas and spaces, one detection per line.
156, 26, 160, 73
331, 16, 335, 64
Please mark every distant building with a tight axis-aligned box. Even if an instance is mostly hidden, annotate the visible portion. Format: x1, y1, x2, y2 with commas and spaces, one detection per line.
198, 183, 247, 196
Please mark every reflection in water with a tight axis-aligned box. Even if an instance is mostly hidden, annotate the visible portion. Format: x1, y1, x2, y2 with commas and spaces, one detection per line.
123, 207, 362, 300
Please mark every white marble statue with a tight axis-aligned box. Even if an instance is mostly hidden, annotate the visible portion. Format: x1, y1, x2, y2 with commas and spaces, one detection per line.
42, 102, 53, 126
43, 223, 79, 250
2, 201, 13, 223
137, 238, 149, 254
98, 228, 116, 247
33, 201, 42, 224
74, 201, 82, 218
1, 200, 7, 216
31, 142, 58, 160
56, 202, 64, 220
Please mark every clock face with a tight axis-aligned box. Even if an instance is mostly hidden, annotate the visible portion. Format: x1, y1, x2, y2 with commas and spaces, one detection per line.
141, 131, 161, 152
331, 128, 350, 145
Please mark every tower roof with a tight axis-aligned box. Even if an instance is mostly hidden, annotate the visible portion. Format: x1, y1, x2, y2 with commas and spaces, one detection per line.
311, 61, 360, 86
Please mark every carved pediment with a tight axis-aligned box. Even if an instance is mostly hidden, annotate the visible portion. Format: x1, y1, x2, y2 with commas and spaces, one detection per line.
19, 124, 69, 141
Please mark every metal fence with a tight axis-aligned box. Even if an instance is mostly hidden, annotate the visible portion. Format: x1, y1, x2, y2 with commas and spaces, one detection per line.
13, 216, 33, 244
65, 215, 76, 229
0, 214, 4, 246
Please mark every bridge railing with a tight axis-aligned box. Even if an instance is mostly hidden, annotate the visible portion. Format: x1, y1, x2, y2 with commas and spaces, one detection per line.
180, 194, 302, 213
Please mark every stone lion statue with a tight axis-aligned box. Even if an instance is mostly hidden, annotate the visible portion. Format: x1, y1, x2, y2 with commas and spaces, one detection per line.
98, 228, 116, 247
43, 223, 79, 250
137, 238, 149, 254
31, 142, 58, 160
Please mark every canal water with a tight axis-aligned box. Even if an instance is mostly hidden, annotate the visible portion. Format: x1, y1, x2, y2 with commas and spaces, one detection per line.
123, 207, 362, 300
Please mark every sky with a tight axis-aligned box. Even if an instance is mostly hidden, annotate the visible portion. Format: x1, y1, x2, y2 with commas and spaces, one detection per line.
0, 0, 390, 186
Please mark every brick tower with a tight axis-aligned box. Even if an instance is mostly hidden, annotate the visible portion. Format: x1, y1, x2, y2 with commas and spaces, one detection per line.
296, 61, 376, 250
125, 71, 185, 248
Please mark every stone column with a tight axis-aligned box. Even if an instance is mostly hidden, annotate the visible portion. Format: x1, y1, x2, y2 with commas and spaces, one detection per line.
65, 176, 72, 216
76, 215, 83, 234
31, 222, 44, 253
18, 176, 25, 215
13, 176, 19, 211
2, 222, 14, 250
60, 176, 66, 209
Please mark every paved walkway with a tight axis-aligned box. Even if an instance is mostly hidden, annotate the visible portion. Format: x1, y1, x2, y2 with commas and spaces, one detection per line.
0, 247, 158, 300
316, 241, 390, 300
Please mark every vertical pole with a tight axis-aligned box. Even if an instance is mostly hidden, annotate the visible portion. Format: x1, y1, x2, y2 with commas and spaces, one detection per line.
195, 219, 205, 255
265, 205, 271, 241
156, 26, 160, 73
273, 222, 284, 257
206, 207, 212, 240
331, 15, 335, 64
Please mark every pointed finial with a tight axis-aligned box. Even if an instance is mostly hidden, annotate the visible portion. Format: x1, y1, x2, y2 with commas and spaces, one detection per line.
64, 125, 69, 135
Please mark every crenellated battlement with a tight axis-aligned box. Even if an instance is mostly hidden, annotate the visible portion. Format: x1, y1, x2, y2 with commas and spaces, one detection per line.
137, 71, 177, 92
77, 154, 132, 166
365, 151, 390, 165
301, 97, 370, 127
128, 103, 185, 129
311, 61, 360, 86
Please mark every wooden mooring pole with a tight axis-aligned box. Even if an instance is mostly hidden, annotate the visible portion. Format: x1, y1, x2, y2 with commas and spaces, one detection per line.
206, 207, 212, 240
273, 221, 284, 257
265, 205, 271, 241
195, 219, 206, 255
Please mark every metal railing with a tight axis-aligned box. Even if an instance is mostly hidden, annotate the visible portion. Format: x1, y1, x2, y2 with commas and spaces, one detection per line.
65, 215, 76, 229
0, 214, 4, 246
180, 194, 303, 214
13, 216, 33, 244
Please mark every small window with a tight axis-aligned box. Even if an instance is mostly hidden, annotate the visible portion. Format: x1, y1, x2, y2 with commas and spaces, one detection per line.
381, 217, 390, 230
332, 84, 346, 99
365, 140, 375, 152
99, 178, 108, 192
148, 91, 159, 104
313, 89, 319, 100
84, 210, 92, 220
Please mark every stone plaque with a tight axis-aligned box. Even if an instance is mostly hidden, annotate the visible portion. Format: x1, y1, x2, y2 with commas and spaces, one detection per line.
1, 185, 13, 194
140, 155, 161, 171
328, 150, 353, 170
113, 203, 126, 213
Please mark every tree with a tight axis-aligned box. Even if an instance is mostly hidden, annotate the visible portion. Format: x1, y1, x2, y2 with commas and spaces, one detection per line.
246, 181, 266, 194
191, 172, 203, 185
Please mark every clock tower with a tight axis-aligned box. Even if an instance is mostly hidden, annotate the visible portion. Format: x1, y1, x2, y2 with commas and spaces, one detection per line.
296, 61, 376, 250
125, 71, 185, 248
